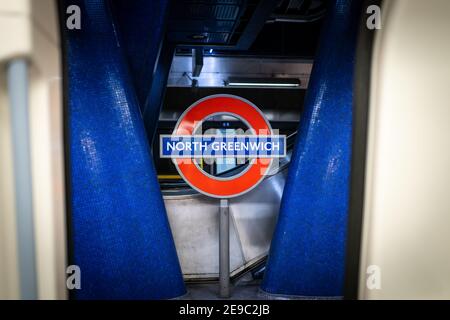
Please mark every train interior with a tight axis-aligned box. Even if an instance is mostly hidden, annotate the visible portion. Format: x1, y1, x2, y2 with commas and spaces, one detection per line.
2, 0, 450, 301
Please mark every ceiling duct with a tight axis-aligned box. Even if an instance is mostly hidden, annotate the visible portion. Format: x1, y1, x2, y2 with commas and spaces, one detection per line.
167, 0, 277, 49
267, 0, 327, 23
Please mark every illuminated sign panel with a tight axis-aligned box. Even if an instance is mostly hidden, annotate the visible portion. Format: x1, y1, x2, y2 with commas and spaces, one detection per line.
160, 135, 286, 158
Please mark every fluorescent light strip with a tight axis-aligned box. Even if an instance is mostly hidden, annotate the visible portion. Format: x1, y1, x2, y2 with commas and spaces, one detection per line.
226, 77, 301, 88
227, 82, 300, 87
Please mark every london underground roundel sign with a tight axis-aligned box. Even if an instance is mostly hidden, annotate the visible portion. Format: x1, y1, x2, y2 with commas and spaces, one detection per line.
160, 94, 286, 198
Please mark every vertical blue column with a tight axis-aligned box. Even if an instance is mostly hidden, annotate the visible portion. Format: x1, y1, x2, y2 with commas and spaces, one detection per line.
110, 0, 173, 141
63, 0, 185, 299
111, 0, 170, 110
261, 0, 363, 298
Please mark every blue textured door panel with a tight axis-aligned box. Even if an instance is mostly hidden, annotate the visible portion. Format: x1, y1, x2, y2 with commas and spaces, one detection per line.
261, 0, 363, 298
63, 0, 185, 299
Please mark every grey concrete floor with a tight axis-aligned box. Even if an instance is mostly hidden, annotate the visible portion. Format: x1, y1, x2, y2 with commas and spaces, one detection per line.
182, 281, 338, 300
183, 282, 266, 300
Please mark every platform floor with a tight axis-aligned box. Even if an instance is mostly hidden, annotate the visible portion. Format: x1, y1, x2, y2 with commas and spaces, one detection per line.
183, 281, 341, 300
184, 282, 265, 300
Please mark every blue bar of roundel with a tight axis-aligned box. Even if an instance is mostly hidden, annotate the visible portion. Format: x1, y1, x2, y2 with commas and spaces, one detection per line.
63, 0, 185, 299
261, 0, 363, 298
160, 136, 286, 157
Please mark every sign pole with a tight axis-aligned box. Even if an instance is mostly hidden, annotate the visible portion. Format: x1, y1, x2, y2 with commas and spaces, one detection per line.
219, 198, 230, 298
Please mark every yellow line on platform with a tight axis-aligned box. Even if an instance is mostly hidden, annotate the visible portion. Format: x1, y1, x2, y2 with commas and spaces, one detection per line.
157, 175, 181, 180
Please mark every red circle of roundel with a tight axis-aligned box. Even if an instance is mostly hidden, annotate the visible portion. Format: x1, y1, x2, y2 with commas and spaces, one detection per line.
172, 94, 273, 198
